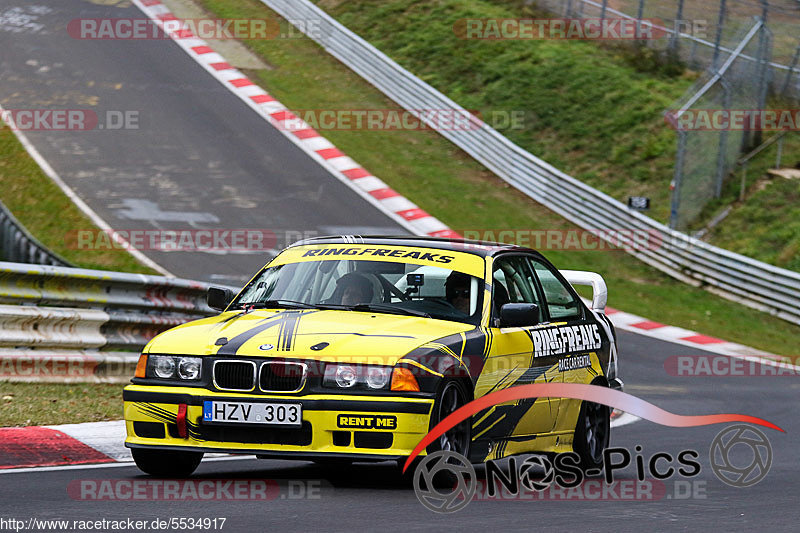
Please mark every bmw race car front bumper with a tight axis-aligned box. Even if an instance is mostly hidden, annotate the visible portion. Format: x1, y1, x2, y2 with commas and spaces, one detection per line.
123, 385, 434, 461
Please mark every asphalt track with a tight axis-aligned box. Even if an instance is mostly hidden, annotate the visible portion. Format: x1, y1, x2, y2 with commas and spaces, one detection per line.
0, 1, 798, 531
0, 0, 406, 284
1, 330, 796, 531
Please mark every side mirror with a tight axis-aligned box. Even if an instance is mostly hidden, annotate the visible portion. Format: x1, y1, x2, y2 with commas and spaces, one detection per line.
499, 303, 539, 327
207, 287, 234, 312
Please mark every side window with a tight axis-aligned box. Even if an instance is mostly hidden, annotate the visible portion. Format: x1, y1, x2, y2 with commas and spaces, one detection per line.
492, 256, 542, 322
531, 260, 581, 321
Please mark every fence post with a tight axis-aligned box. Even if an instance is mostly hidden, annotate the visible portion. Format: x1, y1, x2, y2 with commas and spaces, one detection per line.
740, 162, 748, 201
670, 0, 685, 54
715, 77, 732, 198
565, 0, 573, 18
712, 0, 727, 70
600, 0, 608, 22
635, 0, 645, 41
754, 22, 772, 147
781, 45, 800, 98
776, 135, 784, 169
670, 130, 688, 230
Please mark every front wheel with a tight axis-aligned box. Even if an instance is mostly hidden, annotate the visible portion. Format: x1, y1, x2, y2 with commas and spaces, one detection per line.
132, 448, 203, 477
429, 379, 471, 457
396, 379, 471, 473
573, 400, 610, 472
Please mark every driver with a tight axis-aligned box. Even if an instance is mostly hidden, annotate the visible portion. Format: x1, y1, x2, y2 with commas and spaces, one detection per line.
445, 271, 471, 315
336, 273, 374, 306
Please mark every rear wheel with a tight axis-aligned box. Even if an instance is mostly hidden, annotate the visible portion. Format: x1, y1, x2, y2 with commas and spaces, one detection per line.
131, 448, 203, 477
573, 400, 610, 472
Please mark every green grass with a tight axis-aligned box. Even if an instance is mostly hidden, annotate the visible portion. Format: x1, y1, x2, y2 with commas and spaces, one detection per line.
0, 382, 124, 427
708, 173, 800, 272
190, 0, 800, 355
0, 126, 154, 274
310, 0, 800, 269
313, 0, 692, 224
691, 131, 800, 271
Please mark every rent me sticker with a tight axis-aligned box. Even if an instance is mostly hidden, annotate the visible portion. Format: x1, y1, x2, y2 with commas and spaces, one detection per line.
337, 414, 397, 429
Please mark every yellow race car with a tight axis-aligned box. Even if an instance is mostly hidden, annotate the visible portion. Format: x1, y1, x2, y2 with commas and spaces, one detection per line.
124, 236, 622, 476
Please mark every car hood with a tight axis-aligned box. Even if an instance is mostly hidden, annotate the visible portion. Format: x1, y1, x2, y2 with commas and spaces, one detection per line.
145, 308, 473, 365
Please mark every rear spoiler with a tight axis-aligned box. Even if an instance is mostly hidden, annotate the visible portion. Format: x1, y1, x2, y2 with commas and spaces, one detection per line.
559, 270, 608, 312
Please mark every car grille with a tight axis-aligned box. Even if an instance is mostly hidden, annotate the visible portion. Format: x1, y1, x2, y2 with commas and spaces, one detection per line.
213, 361, 256, 391
260, 362, 306, 392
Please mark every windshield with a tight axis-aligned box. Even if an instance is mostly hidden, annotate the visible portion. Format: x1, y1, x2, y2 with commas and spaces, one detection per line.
233, 258, 484, 325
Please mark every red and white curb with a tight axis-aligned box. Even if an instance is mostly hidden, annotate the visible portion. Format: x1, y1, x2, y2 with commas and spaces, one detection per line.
131, 0, 458, 241
604, 306, 776, 358
0, 422, 122, 470
0, 415, 638, 471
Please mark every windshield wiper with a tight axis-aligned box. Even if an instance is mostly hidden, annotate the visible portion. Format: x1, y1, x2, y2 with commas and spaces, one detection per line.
239, 299, 316, 310
349, 303, 431, 318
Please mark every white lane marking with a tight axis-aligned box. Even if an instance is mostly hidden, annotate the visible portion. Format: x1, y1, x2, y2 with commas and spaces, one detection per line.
130, 0, 439, 238
0, 455, 253, 475
610, 412, 641, 428
0, 104, 173, 277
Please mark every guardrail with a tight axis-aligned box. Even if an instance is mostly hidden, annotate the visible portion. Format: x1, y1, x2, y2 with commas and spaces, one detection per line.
262, 0, 800, 326
0, 200, 72, 267
0, 261, 230, 382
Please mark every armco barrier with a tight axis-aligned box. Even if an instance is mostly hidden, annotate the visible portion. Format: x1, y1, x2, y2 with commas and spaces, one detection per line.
0, 200, 72, 267
262, 0, 800, 326
0, 261, 232, 383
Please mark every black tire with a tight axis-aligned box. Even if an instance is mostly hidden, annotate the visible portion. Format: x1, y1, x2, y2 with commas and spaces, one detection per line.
429, 379, 471, 456
573, 399, 610, 472
396, 379, 472, 483
132, 448, 203, 477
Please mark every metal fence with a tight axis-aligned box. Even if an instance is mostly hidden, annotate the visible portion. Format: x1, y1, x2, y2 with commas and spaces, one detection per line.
0, 261, 229, 382
262, 0, 800, 326
534, 2, 800, 228
0, 199, 72, 266
668, 18, 773, 230
535, 0, 800, 102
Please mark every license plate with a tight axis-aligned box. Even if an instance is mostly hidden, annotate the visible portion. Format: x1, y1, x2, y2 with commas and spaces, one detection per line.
203, 401, 301, 426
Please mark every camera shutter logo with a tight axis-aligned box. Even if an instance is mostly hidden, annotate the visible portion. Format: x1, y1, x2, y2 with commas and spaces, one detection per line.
519, 455, 556, 492
710, 425, 772, 488
413, 451, 476, 513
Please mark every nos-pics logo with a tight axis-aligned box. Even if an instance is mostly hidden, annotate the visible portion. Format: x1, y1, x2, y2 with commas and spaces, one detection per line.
413, 424, 774, 513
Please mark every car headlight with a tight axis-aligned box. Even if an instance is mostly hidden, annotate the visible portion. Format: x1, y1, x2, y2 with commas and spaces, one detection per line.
152, 356, 176, 379
365, 367, 391, 389
323, 364, 392, 390
335, 365, 358, 388
177, 357, 202, 380
148, 355, 202, 381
